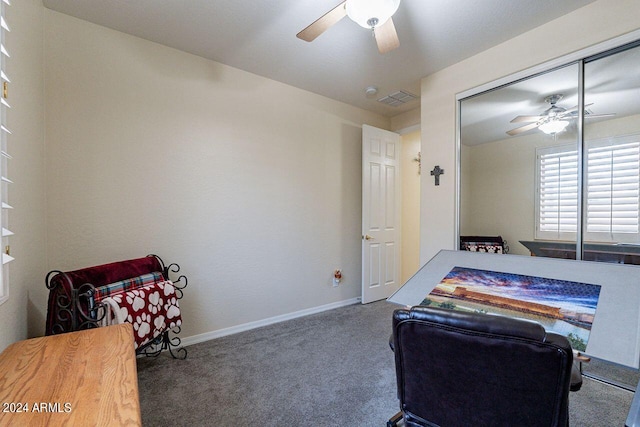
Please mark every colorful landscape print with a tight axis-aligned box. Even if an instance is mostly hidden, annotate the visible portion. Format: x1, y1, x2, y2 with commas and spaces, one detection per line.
422, 266, 602, 351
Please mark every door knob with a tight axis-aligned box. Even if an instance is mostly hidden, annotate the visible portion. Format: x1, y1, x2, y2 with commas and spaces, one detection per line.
363, 234, 374, 240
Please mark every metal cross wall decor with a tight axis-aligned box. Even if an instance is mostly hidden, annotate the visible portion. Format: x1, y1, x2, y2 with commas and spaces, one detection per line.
430, 165, 444, 186
413, 152, 421, 175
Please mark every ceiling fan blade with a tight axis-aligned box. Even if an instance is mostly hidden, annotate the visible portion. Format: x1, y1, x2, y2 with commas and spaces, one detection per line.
585, 113, 617, 119
507, 122, 540, 136
374, 17, 400, 54
296, 1, 347, 42
510, 115, 543, 123
561, 103, 595, 115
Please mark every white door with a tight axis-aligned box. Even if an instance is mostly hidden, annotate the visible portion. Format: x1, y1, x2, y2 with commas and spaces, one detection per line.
362, 124, 401, 304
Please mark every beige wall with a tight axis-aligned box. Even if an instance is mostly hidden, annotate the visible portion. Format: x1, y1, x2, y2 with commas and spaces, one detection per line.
43, 10, 390, 340
0, 0, 47, 351
400, 130, 420, 282
420, 0, 640, 263
391, 108, 420, 133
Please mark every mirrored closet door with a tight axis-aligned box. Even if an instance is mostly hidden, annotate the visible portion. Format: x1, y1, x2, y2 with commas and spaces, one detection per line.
458, 40, 640, 264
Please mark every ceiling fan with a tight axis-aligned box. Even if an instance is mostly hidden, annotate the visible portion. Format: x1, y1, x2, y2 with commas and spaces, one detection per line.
296, 0, 401, 54
507, 94, 615, 136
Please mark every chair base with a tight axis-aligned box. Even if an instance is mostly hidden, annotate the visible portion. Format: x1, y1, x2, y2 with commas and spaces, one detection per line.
388, 411, 403, 427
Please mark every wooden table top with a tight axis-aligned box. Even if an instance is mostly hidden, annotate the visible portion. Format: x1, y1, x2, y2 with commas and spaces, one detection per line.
0, 324, 141, 426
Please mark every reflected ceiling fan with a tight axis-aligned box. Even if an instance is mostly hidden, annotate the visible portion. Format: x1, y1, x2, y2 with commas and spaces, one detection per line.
297, 0, 401, 54
506, 94, 615, 136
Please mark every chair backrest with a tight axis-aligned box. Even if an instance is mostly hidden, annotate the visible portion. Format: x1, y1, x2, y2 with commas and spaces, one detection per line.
392, 306, 573, 427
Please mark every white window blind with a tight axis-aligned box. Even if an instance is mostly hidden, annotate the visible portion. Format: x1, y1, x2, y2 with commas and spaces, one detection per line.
536, 146, 579, 239
0, 0, 11, 304
585, 138, 640, 239
536, 135, 640, 243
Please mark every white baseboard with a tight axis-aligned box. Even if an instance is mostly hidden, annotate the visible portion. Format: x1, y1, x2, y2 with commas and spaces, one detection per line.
180, 297, 361, 348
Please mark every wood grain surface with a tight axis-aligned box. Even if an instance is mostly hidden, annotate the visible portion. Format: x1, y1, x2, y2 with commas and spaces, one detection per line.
0, 323, 141, 426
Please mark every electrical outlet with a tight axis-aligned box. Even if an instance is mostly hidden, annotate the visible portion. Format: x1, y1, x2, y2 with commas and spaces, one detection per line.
333, 269, 342, 287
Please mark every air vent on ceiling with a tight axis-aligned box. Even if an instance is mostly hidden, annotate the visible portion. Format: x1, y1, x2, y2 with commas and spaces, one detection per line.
378, 90, 419, 107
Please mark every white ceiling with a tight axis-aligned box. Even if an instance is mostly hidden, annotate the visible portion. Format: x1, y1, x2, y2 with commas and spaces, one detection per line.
42, 0, 597, 118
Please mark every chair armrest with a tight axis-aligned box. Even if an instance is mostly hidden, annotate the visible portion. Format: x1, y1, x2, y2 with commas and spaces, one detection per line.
573, 350, 591, 363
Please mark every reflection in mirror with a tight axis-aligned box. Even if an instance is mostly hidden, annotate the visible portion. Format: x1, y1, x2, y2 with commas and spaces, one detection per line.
583, 44, 640, 264
459, 64, 579, 257
459, 41, 640, 265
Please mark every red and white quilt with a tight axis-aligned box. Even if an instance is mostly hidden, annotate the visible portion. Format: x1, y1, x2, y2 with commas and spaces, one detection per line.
100, 280, 182, 349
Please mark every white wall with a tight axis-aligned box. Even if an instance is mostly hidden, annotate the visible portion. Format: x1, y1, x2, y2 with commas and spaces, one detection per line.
420, 0, 640, 264
0, 0, 47, 351
42, 10, 390, 340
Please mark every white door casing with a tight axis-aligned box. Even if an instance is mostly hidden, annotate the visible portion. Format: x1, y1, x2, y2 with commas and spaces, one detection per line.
362, 125, 401, 303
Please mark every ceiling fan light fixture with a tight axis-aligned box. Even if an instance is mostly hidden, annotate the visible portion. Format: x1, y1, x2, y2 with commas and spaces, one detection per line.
539, 120, 569, 135
346, 0, 401, 29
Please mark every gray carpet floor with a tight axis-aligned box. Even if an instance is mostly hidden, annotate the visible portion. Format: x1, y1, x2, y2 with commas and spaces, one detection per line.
137, 301, 635, 426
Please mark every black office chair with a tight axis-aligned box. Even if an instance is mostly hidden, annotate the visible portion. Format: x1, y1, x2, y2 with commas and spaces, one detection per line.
388, 306, 579, 427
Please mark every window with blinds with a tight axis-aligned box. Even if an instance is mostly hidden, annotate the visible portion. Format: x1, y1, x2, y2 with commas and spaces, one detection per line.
585, 137, 640, 240
536, 135, 640, 243
536, 146, 579, 239
0, 0, 11, 304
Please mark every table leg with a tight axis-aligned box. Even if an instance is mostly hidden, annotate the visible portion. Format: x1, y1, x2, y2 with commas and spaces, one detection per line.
626, 376, 640, 426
